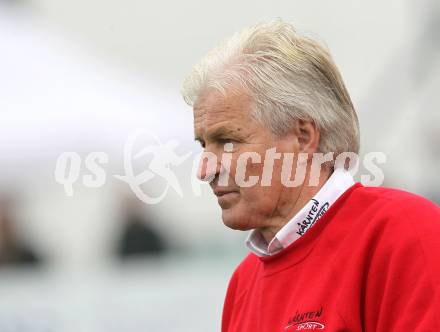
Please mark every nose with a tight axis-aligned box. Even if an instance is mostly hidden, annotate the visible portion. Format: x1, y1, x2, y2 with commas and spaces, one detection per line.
197, 151, 220, 182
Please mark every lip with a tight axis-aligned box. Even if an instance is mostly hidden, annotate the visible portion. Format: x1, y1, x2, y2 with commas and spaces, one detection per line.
214, 189, 239, 208
213, 188, 239, 197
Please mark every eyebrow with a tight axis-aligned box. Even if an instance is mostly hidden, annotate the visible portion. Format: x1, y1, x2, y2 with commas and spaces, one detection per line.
194, 125, 241, 143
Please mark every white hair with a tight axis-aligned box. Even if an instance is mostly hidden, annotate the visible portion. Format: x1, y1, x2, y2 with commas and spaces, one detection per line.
181, 19, 360, 155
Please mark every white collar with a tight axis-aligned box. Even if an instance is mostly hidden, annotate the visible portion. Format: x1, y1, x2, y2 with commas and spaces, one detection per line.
245, 168, 355, 257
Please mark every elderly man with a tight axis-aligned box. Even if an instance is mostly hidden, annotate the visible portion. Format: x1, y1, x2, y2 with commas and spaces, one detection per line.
182, 20, 440, 331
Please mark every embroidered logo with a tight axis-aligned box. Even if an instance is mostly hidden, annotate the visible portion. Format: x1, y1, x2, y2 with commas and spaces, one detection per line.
296, 199, 330, 236
285, 307, 325, 330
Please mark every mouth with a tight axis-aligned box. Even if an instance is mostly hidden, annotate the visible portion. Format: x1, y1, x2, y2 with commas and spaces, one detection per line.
213, 188, 240, 208
213, 188, 239, 197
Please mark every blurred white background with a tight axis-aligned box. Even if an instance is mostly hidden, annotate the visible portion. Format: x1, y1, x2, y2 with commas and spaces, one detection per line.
0, 0, 439, 331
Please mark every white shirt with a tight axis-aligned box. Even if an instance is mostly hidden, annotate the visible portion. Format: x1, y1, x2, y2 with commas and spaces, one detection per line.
245, 168, 355, 257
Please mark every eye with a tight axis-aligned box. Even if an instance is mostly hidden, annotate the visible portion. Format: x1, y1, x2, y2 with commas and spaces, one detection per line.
218, 138, 233, 145
197, 140, 206, 148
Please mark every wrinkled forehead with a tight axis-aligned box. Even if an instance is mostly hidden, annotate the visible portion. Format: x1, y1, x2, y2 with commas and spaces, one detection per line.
193, 89, 254, 130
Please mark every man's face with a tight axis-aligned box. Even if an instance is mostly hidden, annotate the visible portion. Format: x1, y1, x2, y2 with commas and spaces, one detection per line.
193, 89, 302, 232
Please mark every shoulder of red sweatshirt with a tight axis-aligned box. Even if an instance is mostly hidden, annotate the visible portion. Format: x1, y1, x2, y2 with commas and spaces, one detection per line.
222, 184, 440, 332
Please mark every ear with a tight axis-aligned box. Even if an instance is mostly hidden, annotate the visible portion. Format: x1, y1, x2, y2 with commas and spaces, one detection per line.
296, 119, 320, 154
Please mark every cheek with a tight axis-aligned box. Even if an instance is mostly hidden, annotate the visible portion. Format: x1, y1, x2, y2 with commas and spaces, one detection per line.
229, 153, 266, 185
238, 183, 283, 213
234, 160, 285, 191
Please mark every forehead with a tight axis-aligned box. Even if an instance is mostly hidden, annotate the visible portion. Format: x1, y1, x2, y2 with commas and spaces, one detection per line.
193, 90, 253, 132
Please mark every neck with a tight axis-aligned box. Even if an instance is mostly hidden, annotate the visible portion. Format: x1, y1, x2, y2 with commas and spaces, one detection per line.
259, 167, 332, 244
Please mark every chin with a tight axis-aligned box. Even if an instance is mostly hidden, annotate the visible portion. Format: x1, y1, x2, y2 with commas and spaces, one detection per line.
221, 207, 253, 231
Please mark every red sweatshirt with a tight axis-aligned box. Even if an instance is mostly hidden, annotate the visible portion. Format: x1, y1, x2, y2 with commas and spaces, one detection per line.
222, 183, 440, 332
